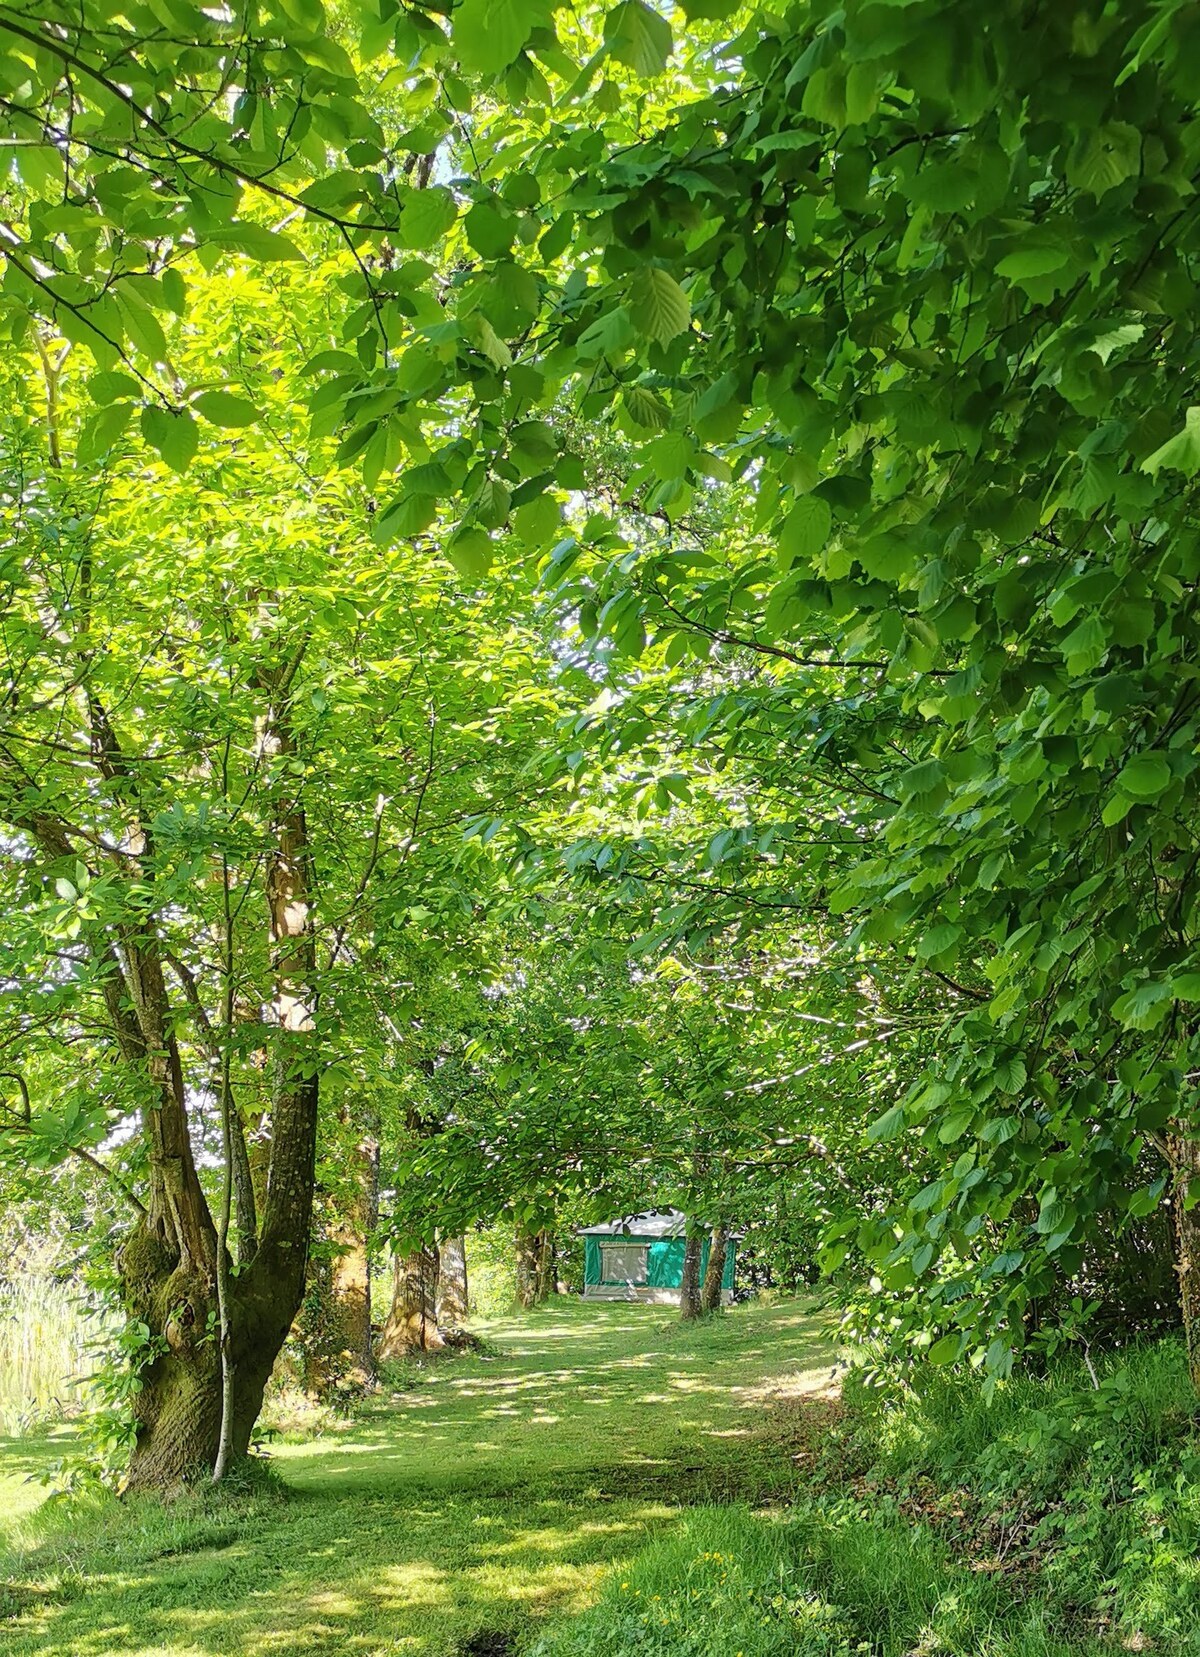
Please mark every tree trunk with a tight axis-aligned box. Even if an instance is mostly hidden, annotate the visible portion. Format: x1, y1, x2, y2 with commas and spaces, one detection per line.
536, 1229, 557, 1302
378, 1246, 443, 1358
327, 1137, 377, 1385
515, 1223, 540, 1309
680, 1221, 704, 1320
123, 678, 322, 1488
1170, 1130, 1200, 1389
300, 1124, 379, 1396
437, 1236, 469, 1328
119, 1221, 313, 1486
701, 1225, 728, 1314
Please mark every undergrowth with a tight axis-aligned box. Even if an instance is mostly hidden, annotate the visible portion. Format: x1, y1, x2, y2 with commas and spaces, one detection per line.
539, 1335, 1200, 1657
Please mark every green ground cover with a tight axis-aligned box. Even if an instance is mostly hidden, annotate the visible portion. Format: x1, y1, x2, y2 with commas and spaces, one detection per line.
5, 1301, 1198, 1657
0, 1300, 837, 1656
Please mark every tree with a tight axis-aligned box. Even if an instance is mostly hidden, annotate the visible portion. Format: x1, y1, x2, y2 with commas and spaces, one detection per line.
0, 261, 561, 1479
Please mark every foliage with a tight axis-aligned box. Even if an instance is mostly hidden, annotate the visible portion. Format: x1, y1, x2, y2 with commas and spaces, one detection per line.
837, 1338, 1200, 1649
6, 0, 1200, 1453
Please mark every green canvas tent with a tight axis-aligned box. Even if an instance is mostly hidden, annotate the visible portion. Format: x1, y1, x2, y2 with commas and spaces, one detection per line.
580, 1211, 736, 1305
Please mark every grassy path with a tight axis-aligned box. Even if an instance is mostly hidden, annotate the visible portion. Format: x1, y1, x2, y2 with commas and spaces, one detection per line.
0, 1299, 837, 1657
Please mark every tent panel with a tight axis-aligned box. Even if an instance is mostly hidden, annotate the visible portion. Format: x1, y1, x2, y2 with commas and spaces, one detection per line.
647, 1237, 685, 1287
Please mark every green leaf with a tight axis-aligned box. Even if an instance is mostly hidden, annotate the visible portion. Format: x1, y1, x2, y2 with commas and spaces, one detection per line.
603, 1, 673, 77
208, 224, 305, 261
88, 370, 141, 405
1036, 1192, 1071, 1237
193, 390, 258, 428
1066, 124, 1141, 198
645, 431, 694, 479
867, 1104, 905, 1144
399, 188, 459, 250
927, 1335, 961, 1366
1142, 408, 1200, 477
917, 922, 962, 960
995, 245, 1070, 282
140, 406, 199, 472
1059, 613, 1108, 677
1112, 979, 1172, 1031
779, 496, 832, 565
455, 0, 542, 73
621, 386, 671, 430
465, 201, 517, 262
447, 527, 494, 581
577, 313, 632, 366
937, 1109, 973, 1144
1115, 751, 1171, 800
628, 268, 690, 346
513, 494, 562, 544
77, 401, 134, 465
993, 1055, 1027, 1095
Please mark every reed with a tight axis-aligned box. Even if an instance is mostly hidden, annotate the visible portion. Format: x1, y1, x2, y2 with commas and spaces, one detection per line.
0, 1278, 102, 1433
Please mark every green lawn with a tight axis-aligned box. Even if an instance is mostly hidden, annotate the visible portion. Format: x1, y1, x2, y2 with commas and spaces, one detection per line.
0, 1299, 838, 1657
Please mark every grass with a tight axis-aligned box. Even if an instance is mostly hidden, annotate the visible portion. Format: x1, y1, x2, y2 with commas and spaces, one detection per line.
0, 1297, 838, 1656
6, 1299, 1199, 1657
534, 1336, 1200, 1657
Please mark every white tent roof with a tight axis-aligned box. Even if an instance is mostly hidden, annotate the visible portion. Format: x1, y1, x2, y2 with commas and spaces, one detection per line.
580, 1210, 688, 1238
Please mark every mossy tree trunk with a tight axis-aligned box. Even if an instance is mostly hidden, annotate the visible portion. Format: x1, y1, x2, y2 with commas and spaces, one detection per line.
515, 1222, 541, 1310
536, 1228, 557, 1302
299, 1116, 379, 1396
700, 1225, 728, 1314
1169, 1129, 1200, 1390
89, 674, 323, 1491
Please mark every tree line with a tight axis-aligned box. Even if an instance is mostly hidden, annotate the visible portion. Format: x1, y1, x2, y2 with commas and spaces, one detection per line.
2, 0, 1199, 1483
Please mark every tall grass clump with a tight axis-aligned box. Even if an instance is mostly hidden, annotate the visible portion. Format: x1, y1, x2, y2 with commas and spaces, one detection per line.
0, 1278, 101, 1432
529, 1503, 1088, 1657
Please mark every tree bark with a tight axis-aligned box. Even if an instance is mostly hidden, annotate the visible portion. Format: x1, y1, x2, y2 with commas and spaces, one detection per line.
1170, 1129, 1200, 1389
701, 1225, 728, 1314
437, 1236, 469, 1328
301, 1122, 379, 1396
378, 1246, 443, 1358
122, 675, 322, 1488
515, 1223, 540, 1309
679, 1221, 704, 1320
328, 1127, 378, 1384
536, 1228, 557, 1302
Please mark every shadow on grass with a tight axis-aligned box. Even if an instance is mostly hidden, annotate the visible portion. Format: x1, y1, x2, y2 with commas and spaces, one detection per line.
0, 1298, 838, 1657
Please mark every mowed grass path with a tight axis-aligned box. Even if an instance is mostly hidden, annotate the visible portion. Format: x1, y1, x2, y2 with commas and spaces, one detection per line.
0, 1299, 837, 1657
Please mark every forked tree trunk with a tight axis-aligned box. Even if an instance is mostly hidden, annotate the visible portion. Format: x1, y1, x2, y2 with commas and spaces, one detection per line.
437, 1236, 469, 1328
515, 1223, 541, 1309
121, 679, 321, 1488
378, 1246, 443, 1357
701, 1225, 728, 1314
679, 1221, 704, 1321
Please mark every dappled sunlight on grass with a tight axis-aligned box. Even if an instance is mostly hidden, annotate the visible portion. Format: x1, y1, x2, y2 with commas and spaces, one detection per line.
0, 1298, 836, 1656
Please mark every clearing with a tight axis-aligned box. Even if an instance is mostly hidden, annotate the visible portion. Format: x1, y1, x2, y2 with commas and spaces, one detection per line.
0, 1298, 837, 1657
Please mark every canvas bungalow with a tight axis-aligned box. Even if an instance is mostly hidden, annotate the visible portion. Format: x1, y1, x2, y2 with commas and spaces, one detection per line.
580, 1211, 736, 1305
